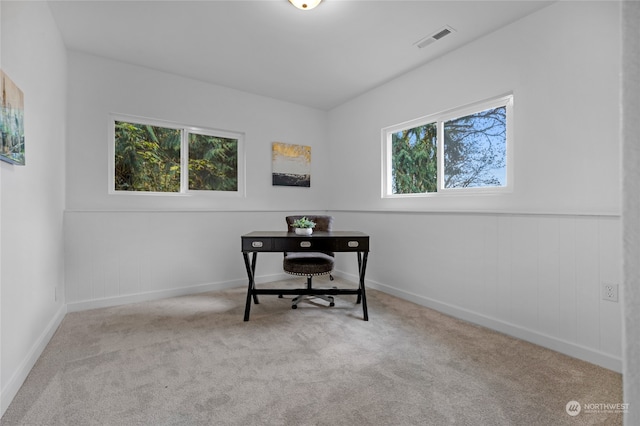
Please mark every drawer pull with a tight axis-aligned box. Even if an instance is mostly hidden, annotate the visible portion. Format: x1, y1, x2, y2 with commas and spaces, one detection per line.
300, 241, 311, 248
251, 241, 263, 248
348, 241, 359, 248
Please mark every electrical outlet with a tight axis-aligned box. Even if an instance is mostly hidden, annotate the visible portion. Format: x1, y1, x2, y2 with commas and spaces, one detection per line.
602, 284, 618, 302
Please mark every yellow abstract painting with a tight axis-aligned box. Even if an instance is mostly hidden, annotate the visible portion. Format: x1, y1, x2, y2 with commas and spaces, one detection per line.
272, 142, 311, 187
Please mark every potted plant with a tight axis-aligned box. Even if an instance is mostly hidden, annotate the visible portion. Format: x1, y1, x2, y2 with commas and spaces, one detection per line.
292, 217, 316, 235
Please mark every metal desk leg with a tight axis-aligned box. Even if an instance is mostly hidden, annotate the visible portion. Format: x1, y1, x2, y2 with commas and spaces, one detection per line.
250, 252, 259, 305
243, 252, 259, 321
359, 252, 369, 321
356, 252, 362, 304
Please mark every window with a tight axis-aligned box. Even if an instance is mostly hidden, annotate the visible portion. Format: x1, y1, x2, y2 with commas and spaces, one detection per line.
383, 94, 513, 197
391, 122, 437, 194
110, 115, 244, 195
188, 132, 239, 191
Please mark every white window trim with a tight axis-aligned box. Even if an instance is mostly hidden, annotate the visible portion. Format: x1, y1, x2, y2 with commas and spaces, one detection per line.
108, 113, 245, 197
382, 94, 513, 198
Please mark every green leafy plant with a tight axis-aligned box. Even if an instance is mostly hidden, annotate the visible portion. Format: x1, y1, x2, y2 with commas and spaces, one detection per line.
292, 217, 316, 229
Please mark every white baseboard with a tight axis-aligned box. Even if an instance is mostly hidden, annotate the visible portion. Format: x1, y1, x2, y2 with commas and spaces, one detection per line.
335, 270, 622, 373
66, 273, 290, 313
1, 303, 67, 417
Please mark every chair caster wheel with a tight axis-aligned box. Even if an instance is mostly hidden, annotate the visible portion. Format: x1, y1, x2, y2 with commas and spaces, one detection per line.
292, 305, 297, 309
329, 302, 335, 307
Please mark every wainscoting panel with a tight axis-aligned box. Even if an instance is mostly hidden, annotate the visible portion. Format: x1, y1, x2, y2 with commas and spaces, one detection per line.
331, 211, 622, 371
64, 211, 293, 311
64, 210, 622, 370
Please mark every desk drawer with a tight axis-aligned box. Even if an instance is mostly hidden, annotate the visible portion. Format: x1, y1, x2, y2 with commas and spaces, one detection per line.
242, 238, 273, 251
275, 238, 334, 252
335, 237, 369, 251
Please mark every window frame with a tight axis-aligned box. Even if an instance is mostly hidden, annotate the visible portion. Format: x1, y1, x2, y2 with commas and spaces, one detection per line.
108, 114, 245, 197
382, 94, 513, 198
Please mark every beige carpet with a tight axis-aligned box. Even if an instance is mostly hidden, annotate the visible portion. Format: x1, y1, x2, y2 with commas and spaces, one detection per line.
2, 277, 622, 425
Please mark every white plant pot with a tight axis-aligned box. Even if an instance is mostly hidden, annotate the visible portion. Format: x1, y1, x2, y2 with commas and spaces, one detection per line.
295, 228, 313, 235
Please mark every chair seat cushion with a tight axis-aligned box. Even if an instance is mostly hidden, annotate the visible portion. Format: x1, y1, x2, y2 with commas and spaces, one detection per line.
283, 252, 334, 276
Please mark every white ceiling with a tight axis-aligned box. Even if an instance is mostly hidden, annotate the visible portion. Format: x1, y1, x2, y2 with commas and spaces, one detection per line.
48, 0, 553, 110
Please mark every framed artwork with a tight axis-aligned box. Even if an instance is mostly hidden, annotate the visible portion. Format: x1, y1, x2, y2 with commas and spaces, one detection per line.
1, 70, 25, 165
272, 142, 311, 187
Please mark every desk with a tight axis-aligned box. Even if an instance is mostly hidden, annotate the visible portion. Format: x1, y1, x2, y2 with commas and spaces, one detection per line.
241, 231, 370, 321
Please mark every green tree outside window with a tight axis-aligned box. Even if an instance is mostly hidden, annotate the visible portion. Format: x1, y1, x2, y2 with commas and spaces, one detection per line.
114, 121, 181, 192
114, 119, 240, 193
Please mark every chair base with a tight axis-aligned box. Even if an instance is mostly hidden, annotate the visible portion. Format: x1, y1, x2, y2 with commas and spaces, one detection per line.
291, 294, 335, 309
285, 274, 336, 309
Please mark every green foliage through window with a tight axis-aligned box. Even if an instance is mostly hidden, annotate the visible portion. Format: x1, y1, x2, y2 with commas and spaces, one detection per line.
113, 118, 241, 194
392, 123, 437, 193
189, 133, 238, 191
115, 122, 181, 192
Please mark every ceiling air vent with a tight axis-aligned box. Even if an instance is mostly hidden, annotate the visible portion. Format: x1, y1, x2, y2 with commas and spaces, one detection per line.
414, 25, 456, 49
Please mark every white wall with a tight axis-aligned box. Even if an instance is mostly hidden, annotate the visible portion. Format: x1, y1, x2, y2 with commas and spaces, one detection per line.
622, 1, 640, 423
64, 210, 307, 311
333, 211, 621, 371
328, 1, 622, 372
66, 52, 330, 212
328, 1, 620, 216
64, 52, 331, 309
0, 0, 67, 415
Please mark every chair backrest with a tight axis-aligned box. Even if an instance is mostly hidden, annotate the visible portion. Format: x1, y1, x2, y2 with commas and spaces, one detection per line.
286, 215, 333, 233
285, 215, 335, 258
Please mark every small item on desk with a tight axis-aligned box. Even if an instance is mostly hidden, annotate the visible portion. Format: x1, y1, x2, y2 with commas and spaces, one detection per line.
292, 216, 316, 235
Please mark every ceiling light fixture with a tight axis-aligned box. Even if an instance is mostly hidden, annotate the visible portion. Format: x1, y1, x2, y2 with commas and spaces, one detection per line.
289, 0, 322, 11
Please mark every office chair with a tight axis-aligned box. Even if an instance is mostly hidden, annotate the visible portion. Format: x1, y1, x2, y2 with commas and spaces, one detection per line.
283, 215, 335, 309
